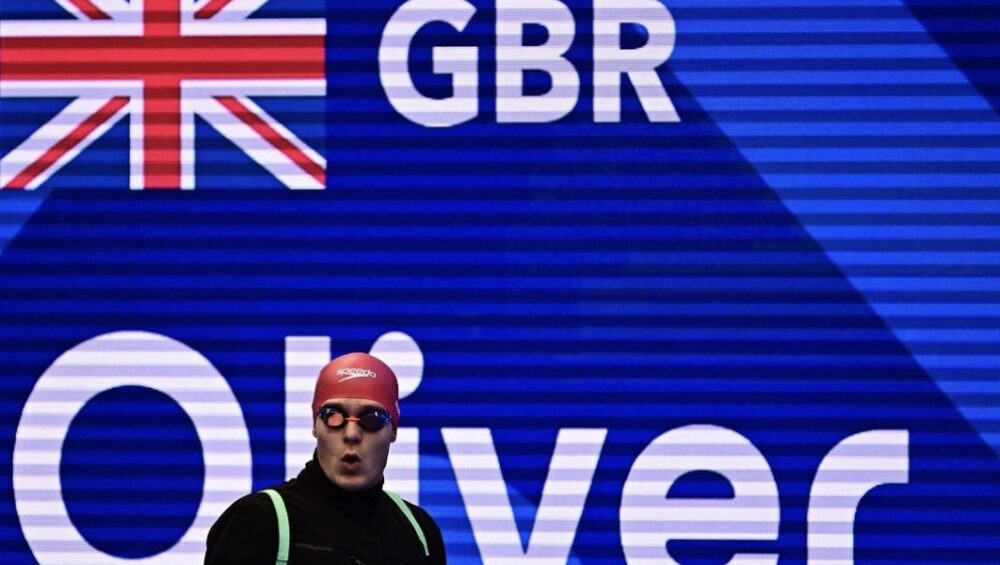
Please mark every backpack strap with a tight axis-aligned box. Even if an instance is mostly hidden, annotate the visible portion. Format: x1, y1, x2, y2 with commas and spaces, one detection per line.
386, 491, 429, 557
262, 489, 290, 565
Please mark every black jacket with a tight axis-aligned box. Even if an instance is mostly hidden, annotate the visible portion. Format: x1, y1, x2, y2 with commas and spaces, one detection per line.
205, 458, 445, 564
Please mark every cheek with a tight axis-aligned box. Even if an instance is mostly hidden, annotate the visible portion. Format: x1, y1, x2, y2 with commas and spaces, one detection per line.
369, 434, 393, 464
314, 431, 339, 457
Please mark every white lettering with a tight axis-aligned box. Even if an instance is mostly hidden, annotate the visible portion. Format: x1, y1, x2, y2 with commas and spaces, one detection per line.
442, 427, 607, 563
593, 0, 679, 122
380, 0, 479, 127
284, 336, 332, 480
13, 331, 252, 564
807, 430, 909, 564
496, 0, 579, 123
15, 330, 913, 563
620, 424, 779, 565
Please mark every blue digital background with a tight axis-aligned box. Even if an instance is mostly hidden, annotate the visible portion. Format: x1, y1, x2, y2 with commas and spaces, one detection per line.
1, 0, 998, 563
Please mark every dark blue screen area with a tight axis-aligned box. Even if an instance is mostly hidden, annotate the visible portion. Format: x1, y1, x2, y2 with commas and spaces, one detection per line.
0, 99, 73, 157
61, 386, 204, 558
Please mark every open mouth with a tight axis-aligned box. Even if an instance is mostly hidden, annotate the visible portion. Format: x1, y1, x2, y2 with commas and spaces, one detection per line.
341, 453, 361, 465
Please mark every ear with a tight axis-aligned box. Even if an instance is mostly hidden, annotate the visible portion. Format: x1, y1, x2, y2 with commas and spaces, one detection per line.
391, 430, 397, 443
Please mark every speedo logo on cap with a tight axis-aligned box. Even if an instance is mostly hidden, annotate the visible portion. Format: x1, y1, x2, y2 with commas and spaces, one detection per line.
336, 367, 377, 382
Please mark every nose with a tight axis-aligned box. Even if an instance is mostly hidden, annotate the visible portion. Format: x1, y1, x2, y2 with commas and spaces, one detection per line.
342, 419, 363, 443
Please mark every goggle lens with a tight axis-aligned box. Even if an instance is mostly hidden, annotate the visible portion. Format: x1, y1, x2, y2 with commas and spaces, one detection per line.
318, 407, 391, 431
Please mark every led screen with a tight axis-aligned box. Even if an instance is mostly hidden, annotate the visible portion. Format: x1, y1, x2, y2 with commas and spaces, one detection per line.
1, 0, 998, 563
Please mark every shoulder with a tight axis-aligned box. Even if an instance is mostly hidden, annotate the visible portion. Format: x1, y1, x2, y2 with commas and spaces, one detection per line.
386, 494, 446, 564
384, 492, 437, 528
214, 491, 277, 527
402, 499, 440, 534
204, 492, 281, 565
222, 478, 303, 518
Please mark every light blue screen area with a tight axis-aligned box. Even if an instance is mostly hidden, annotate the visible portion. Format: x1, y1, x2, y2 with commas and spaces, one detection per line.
61, 386, 204, 558
908, 0, 1000, 116
667, 0, 1000, 456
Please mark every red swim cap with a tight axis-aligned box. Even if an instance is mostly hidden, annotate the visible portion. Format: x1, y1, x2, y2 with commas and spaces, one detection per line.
312, 352, 400, 427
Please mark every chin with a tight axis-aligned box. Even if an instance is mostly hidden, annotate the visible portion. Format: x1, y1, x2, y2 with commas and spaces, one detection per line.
334, 473, 376, 491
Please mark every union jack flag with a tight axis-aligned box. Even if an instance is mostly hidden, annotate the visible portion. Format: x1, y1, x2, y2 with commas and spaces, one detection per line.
0, 0, 326, 190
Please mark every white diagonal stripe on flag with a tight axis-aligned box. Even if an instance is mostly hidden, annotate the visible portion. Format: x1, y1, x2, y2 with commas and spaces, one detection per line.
0, 96, 131, 189
194, 95, 325, 190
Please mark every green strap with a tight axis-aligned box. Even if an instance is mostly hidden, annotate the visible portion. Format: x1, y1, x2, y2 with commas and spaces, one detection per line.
263, 489, 290, 565
386, 491, 429, 557
262, 488, 426, 562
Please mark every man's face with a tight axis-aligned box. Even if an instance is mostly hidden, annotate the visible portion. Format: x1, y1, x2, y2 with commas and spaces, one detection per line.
314, 398, 394, 491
